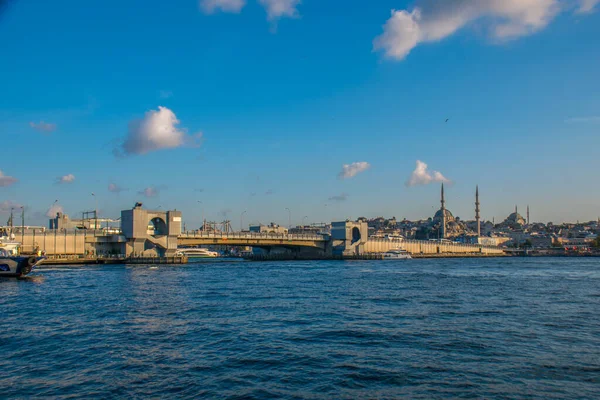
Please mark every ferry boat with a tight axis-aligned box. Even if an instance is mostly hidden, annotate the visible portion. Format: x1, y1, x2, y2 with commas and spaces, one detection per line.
382, 249, 412, 260
0, 236, 45, 278
176, 247, 219, 258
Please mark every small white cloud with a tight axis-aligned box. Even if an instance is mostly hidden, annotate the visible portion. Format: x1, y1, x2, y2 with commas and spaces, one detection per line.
328, 193, 349, 202
577, 0, 600, 13
139, 187, 159, 198
56, 174, 75, 184
116, 106, 201, 156
0, 170, 18, 187
108, 183, 126, 193
565, 116, 600, 123
29, 121, 57, 133
406, 160, 450, 187
338, 162, 371, 180
0, 200, 22, 213
158, 90, 173, 99
259, 0, 301, 20
46, 202, 64, 218
200, 0, 246, 14
374, 0, 562, 61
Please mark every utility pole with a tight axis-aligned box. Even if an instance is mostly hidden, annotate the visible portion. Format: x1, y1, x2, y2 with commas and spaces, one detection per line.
21, 206, 24, 252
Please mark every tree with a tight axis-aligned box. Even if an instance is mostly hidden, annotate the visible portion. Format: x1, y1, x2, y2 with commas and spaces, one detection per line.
593, 236, 600, 248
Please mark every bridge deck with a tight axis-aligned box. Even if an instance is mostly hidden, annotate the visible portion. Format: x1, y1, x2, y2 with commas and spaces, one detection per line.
178, 232, 328, 249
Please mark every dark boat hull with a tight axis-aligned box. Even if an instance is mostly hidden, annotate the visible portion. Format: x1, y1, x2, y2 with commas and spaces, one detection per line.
0, 256, 44, 278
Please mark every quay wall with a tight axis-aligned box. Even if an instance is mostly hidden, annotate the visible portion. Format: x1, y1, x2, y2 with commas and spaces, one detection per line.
364, 238, 505, 255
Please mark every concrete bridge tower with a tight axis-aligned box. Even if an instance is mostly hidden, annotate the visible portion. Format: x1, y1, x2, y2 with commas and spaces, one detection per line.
121, 203, 182, 257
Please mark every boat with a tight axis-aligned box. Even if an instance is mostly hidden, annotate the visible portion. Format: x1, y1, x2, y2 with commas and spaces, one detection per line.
382, 249, 412, 260
176, 247, 219, 258
0, 235, 45, 278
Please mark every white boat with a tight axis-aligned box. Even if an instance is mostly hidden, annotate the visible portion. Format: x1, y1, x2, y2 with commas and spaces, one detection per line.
177, 248, 219, 258
0, 235, 45, 278
383, 249, 412, 260
0, 233, 20, 256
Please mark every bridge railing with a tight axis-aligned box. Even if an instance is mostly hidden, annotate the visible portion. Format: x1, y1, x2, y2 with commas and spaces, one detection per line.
179, 231, 327, 241
366, 237, 502, 251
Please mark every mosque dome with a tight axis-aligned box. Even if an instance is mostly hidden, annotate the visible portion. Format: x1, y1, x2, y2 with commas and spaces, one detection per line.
433, 208, 455, 224
503, 211, 526, 226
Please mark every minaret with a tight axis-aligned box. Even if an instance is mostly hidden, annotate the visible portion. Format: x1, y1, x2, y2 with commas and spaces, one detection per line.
475, 185, 481, 237
527, 205, 530, 225
440, 183, 446, 239
515, 205, 518, 215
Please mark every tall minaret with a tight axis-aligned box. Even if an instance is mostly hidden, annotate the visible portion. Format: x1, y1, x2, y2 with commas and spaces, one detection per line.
440, 183, 446, 239
475, 185, 481, 237
527, 205, 530, 225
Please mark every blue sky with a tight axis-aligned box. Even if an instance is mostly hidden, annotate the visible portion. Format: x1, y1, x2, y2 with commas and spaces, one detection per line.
1, 0, 599, 228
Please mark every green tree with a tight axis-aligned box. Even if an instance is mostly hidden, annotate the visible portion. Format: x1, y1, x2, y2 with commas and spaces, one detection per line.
593, 236, 600, 248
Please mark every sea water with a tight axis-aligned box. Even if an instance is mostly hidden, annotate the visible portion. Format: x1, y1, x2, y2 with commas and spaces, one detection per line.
1, 258, 599, 398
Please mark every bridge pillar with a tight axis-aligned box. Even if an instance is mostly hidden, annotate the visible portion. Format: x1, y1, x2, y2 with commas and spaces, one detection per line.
331, 221, 368, 257
121, 203, 182, 257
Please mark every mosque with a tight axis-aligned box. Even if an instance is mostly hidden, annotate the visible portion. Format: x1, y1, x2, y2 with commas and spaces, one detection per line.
431, 184, 528, 239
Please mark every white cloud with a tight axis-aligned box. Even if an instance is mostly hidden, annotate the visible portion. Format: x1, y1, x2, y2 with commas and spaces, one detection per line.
0, 200, 22, 214
577, 0, 600, 13
200, 0, 246, 14
29, 121, 57, 133
328, 193, 349, 202
158, 90, 173, 99
259, 0, 301, 20
56, 174, 75, 184
46, 203, 64, 218
0, 170, 17, 187
108, 183, 126, 193
338, 162, 371, 179
565, 115, 600, 123
406, 160, 451, 187
139, 187, 159, 198
117, 106, 201, 156
374, 0, 566, 60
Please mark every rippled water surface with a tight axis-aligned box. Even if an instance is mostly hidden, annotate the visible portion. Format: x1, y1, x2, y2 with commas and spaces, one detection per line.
2, 258, 600, 399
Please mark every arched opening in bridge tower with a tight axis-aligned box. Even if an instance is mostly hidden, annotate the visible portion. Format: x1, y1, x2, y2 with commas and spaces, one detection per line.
149, 217, 168, 236
351, 227, 361, 244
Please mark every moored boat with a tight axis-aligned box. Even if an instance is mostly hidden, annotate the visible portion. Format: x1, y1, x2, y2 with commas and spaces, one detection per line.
0, 233, 45, 278
383, 249, 412, 260
0, 253, 45, 278
176, 247, 219, 258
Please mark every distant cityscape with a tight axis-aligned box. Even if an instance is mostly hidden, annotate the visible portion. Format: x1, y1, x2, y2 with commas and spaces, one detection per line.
252, 184, 600, 252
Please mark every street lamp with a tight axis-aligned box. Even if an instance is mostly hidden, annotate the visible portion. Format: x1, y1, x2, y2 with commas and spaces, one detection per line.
241, 210, 247, 232
198, 201, 204, 231
91, 193, 98, 231
302, 216, 308, 226
20, 206, 24, 251
285, 208, 291, 229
